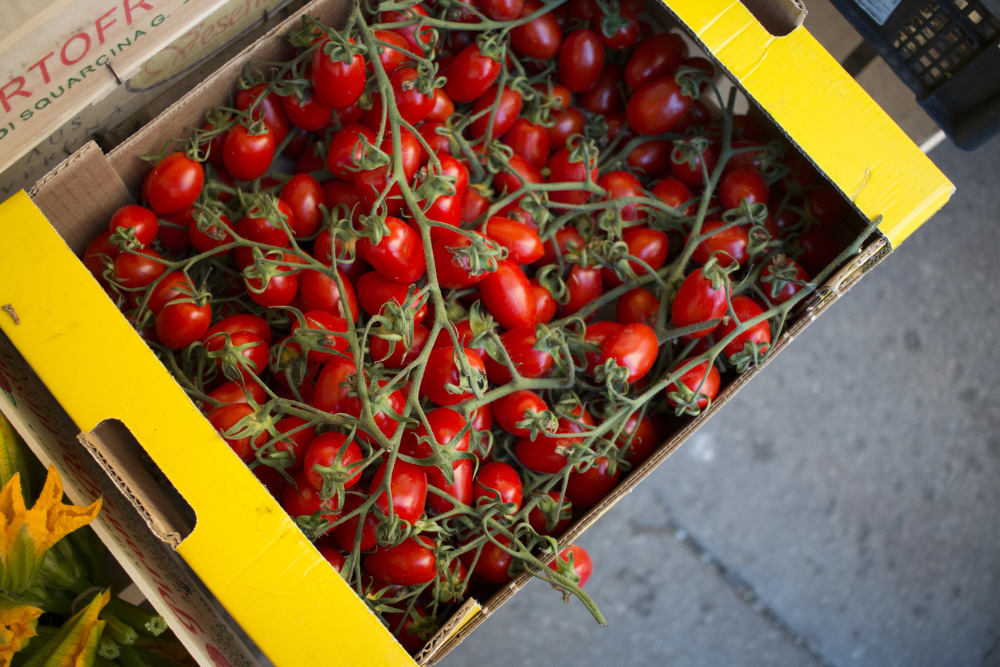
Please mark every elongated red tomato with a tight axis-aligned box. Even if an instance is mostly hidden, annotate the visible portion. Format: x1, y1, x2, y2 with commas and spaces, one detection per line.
110, 205, 159, 248
469, 85, 523, 140
558, 29, 604, 93
510, 0, 562, 60
671, 268, 730, 339
312, 38, 366, 110
446, 44, 501, 103
144, 152, 204, 216
626, 76, 692, 136
717, 296, 771, 361
665, 359, 721, 413
565, 456, 619, 508
481, 217, 543, 265
427, 458, 474, 514
473, 461, 523, 514
625, 33, 687, 90
369, 460, 428, 525
421, 346, 486, 407
358, 216, 426, 284
223, 125, 275, 181
598, 323, 658, 383
479, 260, 536, 330
364, 536, 437, 586
691, 221, 749, 268
303, 432, 363, 491
483, 326, 554, 385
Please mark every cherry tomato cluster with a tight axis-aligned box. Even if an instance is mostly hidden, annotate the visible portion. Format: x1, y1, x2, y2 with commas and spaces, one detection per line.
82, 0, 858, 654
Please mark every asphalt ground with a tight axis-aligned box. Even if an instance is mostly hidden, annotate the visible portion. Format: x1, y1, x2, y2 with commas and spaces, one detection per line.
436, 126, 1000, 667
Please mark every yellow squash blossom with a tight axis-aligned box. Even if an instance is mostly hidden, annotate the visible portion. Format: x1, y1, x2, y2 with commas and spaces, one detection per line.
0, 468, 101, 594
0, 596, 41, 666
16, 590, 108, 667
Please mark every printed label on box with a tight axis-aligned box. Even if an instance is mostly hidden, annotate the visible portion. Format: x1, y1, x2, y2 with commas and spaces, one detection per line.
0, 0, 291, 199
853, 0, 904, 25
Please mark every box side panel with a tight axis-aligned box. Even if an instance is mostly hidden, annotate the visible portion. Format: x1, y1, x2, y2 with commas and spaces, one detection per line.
0, 0, 233, 178
660, 0, 953, 246
0, 339, 256, 667
0, 0, 297, 199
0, 191, 415, 667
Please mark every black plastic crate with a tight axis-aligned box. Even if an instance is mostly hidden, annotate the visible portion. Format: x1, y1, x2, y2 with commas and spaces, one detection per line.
828, 0, 1000, 150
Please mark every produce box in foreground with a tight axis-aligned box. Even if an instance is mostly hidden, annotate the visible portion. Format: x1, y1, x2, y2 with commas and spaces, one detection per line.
0, 0, 952, 665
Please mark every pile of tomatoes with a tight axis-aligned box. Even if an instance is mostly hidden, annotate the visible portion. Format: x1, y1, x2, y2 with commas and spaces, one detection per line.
81, 0, 855, 653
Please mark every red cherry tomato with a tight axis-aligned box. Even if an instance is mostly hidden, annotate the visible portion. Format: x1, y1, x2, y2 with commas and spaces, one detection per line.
358, 216, 427, 284
665, 359, 721, 412
616, 287, 660, 327
558, 29, 605, 93
114, 248, 167, 288
421, 346, 485, 407
469, 85, 523, 140
223, 125, 275, 181
598, 322, 658, 383
626, 76, 692, 136
312, 38, 366, 110
356, 271, 427, 323
511, 0, 562, 60
279, 174, 325, 238
144, 153, 204, 216
503, 118, 550, 169
548, 545, 593, 588
369, 460, 428, 525
483, 326, 553, 385
493, 389, 548, 437
547, 146, 598, 207
565, 456, 620, 508
624, 33, 687, 90
364, 535, 437, 586
303, 432, 364, 492
561, 265, 604, 317
208, 403, 268, 461
156, 300, 211, 350
617, 412, 659, 465
671, 267, 731, 339
761, 257, 810, 305
109, 205, 159, 247
719, 167, 768, 211
479, 260, 536, 330
717, 295, 771, 361
691, 221, 750, 268
528, 490, 573, 536
446, 44, 501, 103
481, 217, 543, 265
473, 461, 523, 513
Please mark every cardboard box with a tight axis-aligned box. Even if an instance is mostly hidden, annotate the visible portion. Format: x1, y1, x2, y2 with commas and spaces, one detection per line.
0, 0, 954, 665
0, 0, 302, 199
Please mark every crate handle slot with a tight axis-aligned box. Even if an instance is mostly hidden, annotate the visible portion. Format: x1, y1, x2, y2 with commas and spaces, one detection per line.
79, 419, 195, 547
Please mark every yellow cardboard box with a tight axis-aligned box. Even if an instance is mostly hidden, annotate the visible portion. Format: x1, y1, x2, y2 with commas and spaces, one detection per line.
0, 0, 953, 665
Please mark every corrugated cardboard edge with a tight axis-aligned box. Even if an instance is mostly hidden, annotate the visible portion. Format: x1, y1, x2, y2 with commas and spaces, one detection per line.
77, 425, 187, 548
426, 237, 889, 660
29, 141, 133, 253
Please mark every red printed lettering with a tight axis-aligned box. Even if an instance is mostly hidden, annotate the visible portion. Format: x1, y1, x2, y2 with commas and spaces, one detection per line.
123, 0, 154, 25
96, 8, 118, 45
27, 53, 56, 85
158, 587, 204, 635
0, 78, 30, 114
60, 33, 91, 67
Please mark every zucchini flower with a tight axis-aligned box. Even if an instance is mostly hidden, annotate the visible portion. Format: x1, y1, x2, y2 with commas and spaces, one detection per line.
0, 595, 42, 665
0, 468, 101, 594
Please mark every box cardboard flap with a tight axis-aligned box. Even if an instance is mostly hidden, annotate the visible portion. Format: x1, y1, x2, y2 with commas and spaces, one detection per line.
29, 141, 131, 254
